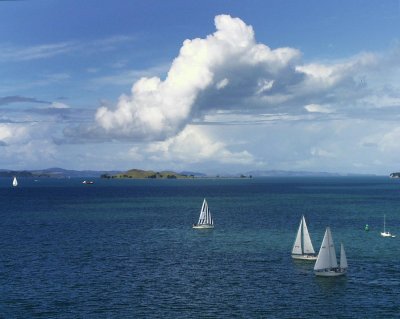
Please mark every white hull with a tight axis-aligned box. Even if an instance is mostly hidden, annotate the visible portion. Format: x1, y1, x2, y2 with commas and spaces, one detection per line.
381, 215, 395, 237
314, 268, 347, 277
192, 224, 214, 229
292, 254, 318, 261
381, 232, 396, 238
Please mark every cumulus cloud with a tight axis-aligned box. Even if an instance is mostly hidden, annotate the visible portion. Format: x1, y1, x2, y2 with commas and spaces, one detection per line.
129, 125, 256, 165
379, 127, 400, 153
94, 14, 301, 140
0, 124, 30, 145
91, 14, 389, 143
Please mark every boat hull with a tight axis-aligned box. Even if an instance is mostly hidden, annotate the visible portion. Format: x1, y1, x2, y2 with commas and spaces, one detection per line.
292, 254, 318, 261
192, 224, 214, 229
314, 268, 347, 277
380, 232, 396, 238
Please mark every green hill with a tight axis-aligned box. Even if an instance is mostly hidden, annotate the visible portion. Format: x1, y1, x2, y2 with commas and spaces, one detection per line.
102, 169, 194, 179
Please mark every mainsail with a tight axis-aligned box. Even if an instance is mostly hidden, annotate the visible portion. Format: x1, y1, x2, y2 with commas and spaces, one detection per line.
314, 227, 338, 271
197, 199, 213, 226
302, 216, 315, 254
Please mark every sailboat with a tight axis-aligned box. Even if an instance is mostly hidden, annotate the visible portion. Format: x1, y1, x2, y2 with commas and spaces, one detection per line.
291, 215, 317, 260
314, 227, 347, 277
12, 176, 18, 187
380, 214, 396, 238
192, 198, 214, 229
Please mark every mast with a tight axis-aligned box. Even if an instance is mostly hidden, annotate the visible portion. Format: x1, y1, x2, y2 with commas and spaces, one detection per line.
383, 214, 386, 233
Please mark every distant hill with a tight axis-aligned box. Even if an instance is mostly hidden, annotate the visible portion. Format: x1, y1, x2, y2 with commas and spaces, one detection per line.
102, 169, 194, 179
245, 170, 341, 177
0, 167, 379, 179
0, 167, 121, 178
390, 172, 400, 178
180, 171, 207, 177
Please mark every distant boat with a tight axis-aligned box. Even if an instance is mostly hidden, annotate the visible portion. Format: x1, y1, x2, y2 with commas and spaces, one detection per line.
314, 227, 347, 277
82, 180, 94, 185
193, 198, 214, 229
380, 214, 396, 238
291, 215, 317, 260
12, 176, 18, 187
365, 224, 369, 231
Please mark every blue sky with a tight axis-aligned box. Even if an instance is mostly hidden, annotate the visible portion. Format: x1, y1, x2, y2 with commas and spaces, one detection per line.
1, 0, 400, 174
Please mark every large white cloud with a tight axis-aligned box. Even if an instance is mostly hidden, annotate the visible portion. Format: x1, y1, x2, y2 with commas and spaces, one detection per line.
93, 14, 392, 143
0, 123, 58, 168
127, 125, 256, 165
94, 14, 301, 140
0, 124, 30, 145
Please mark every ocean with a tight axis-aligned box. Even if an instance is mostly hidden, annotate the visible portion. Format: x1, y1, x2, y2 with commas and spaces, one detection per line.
0, 176, 399, 318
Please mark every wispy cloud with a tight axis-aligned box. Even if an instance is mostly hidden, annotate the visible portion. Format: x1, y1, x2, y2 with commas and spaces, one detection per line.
0, 35, 135, 62
0, 95, 50, 106
0, 42, 75, 61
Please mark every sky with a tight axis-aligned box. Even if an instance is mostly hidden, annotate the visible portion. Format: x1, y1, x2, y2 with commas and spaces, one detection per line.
1, 0, 400, 175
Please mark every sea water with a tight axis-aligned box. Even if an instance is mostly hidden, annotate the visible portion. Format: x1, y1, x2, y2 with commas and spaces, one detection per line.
0, 177, 399, 318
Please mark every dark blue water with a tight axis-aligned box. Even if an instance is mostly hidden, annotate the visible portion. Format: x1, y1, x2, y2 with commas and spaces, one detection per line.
0, 177, 399, 318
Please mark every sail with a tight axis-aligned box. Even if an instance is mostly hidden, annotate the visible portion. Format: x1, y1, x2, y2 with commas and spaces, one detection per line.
197, 199, 207, 224
314, 227, 338, 270
302, 216, 315, 254
12, 177, 18, 187
340, 243, 348, 269
292, 218, 303, 255
197, 199, 213, 225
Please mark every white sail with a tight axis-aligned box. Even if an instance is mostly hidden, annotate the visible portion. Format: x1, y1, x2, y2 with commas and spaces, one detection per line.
292, 218, 303, 255
197, 199, 206, 224
12, 176, 18, 187
292, 216, 317, 260
302, 216, 316, 254
340, 243, 348, 269
196, 198, 213, 226
314, 227, 338, 271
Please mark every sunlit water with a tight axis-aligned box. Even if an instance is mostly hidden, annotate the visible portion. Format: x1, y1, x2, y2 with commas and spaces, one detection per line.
0, 177, 399, 318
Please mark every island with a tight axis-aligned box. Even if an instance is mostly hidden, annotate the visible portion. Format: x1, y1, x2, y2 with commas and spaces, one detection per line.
101, 169, 195, 179
389, 172, 400, 178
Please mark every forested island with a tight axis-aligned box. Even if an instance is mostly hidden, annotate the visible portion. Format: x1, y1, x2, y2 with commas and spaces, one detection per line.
101, 169, 195, 179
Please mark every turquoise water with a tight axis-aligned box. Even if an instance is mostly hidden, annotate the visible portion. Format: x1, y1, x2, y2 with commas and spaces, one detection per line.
0, 177, 399, 318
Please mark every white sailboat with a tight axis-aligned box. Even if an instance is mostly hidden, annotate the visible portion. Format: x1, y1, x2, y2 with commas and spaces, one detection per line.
12, 176, 18, 187
314, 227, 347, 277
380, 214, 396, 238
192, 198, 214, 229
291, 215, 317, 260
